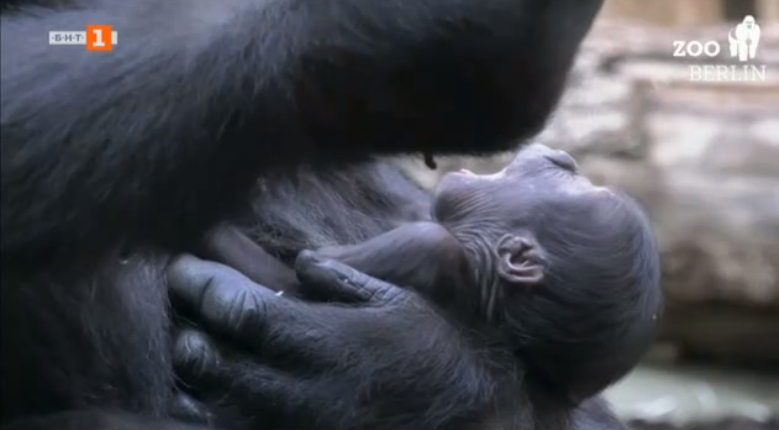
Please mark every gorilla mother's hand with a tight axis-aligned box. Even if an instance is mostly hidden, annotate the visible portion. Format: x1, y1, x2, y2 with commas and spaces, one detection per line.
167, 251, 487, 429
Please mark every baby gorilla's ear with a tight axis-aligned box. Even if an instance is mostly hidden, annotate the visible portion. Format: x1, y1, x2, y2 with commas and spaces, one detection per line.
494, 233, 545, 286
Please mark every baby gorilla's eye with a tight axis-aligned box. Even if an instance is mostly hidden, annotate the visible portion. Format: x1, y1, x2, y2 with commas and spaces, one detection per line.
545, 150, 578, 173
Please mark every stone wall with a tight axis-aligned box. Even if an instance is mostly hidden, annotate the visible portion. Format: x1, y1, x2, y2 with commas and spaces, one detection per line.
601, 0, 779, 27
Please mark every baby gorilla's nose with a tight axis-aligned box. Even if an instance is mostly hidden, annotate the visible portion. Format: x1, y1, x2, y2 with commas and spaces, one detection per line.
545, 149, 578, 172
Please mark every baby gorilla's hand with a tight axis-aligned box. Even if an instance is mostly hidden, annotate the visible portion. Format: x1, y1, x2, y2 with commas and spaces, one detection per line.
294, 250, 405, 302
167, 252, 478, 429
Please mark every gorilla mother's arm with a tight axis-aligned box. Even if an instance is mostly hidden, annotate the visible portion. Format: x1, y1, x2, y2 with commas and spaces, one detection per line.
1, 0, 605, 262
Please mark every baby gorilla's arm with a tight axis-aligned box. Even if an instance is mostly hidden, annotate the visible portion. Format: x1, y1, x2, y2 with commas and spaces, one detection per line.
202, 225, 298, 292
201, 222, 470, 301
315, 222, 468, 297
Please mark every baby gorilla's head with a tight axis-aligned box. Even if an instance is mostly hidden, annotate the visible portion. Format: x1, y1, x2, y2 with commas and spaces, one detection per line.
432, 143, 662, 404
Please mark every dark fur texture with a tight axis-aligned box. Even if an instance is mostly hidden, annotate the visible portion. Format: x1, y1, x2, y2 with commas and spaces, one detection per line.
173, 160, 635, 430
308, 147, 662, 406
1, 0, 606, 427
1, 0, 604, 264
219, 147, 660, 429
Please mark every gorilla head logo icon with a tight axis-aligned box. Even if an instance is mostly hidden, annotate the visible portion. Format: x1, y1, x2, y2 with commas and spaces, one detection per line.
728, 15, 761, 62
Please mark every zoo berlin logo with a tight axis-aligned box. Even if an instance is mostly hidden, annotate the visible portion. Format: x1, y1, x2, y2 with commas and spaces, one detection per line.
672, 15, 767, 82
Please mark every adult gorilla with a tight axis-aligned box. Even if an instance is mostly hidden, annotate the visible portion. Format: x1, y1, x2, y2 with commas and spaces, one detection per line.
0, 0, 608, 429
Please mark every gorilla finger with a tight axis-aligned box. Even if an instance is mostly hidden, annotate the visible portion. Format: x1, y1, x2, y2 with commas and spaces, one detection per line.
173, 330, 302, 407
169, 256, 345, 355
168, 255, 281, 346
173, 329, 225, 388
294, 250, 406, 305
169, 392, 214, 426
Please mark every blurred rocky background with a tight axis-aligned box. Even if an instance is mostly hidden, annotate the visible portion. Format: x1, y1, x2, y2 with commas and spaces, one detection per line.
397, 1, 779, 429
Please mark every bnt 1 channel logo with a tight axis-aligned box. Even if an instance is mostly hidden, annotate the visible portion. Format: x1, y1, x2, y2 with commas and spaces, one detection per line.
672, 15, 766, 82
49, 25, 117, 51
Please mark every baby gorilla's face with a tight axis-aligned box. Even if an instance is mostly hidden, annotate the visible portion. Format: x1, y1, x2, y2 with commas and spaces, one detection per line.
430, 144, 661, 402
432, 143, 610, 226
430, 143, 621, 319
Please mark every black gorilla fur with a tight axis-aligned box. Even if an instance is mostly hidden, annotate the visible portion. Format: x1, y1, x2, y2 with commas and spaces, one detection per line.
167, 161, 638, 430
0, 0, 616, 428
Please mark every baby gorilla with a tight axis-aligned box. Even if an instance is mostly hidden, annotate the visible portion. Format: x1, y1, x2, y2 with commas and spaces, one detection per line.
311, 144, 662, 402
207, 144, 662, 405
